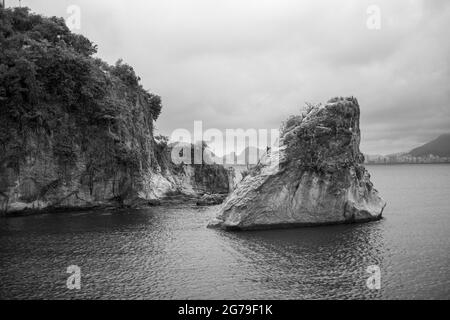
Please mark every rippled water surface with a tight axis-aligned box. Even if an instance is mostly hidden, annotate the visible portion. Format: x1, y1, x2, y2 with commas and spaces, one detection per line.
1, 164, 449, 299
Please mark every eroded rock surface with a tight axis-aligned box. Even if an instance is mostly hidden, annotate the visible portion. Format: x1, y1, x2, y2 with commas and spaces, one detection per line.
208, 97, 386, 230
0, 143, 230, 215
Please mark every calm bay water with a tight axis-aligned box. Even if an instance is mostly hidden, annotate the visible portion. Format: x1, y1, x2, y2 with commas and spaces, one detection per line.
1, 164, 449, 299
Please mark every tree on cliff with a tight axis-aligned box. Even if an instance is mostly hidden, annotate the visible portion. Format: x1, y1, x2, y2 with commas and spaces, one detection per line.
0, 7, 162, 174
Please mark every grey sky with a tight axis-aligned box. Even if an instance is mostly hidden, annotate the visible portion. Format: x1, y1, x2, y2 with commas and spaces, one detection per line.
18, 0, 450, 155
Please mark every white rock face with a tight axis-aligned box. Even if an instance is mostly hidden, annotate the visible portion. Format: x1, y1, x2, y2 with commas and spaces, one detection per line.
208, 97, 386, 230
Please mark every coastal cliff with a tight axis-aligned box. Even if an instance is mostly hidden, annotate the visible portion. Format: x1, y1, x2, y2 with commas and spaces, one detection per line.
0, 8, 229, 215
208, 97, 386, 230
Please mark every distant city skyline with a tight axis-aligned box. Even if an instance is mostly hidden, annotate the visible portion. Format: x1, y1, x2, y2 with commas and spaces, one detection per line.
365, 153, 450, 164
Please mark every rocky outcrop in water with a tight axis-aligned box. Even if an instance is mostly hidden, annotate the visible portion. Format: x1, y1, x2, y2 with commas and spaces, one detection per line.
208, 97, 386, 230
0, 8, 230, 215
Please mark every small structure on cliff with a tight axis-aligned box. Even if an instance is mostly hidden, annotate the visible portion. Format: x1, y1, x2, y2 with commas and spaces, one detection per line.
208, 97, 386, 230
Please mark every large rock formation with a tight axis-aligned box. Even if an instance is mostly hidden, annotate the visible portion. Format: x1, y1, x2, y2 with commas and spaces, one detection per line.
208, 97, 386, 230
0, 7, 230, 215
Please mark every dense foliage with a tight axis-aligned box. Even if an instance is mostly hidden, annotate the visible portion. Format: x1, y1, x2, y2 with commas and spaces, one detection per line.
0, 7, 162, 174
282, 98, 363, 173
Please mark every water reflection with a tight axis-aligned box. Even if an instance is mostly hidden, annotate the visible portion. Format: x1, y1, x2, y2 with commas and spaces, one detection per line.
214, 221, 387, 299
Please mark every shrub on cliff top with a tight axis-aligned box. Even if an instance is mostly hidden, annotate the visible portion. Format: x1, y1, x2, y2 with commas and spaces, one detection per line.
283, 99, 362, 173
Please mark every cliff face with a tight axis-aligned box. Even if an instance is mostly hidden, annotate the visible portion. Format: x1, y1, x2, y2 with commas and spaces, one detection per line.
0, 129, 231, 214
0, 8, 229, 215
208, 97, 386, 230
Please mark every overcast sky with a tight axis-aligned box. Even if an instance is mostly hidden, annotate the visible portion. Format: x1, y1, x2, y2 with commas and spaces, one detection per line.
18, 0, 450, 155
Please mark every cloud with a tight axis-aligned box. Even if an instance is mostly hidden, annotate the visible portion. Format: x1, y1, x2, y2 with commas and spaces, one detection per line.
21, 0, 450, 155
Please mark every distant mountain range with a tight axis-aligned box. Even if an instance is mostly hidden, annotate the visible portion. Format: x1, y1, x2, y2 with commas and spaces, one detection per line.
365, 133, 450, 164
409, 133, 450, 157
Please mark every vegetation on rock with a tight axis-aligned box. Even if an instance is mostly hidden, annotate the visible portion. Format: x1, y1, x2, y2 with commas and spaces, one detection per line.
0, 7, 162, 175
0, 7, 230, 214
282, 97, 364, 173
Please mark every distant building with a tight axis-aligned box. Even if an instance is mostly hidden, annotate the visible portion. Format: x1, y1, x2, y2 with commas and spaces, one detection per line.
364, 153, 450, 164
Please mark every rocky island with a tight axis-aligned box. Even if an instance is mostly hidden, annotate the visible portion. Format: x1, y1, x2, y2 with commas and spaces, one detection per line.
0, 8, 230, 216
208, 97, 386, 230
